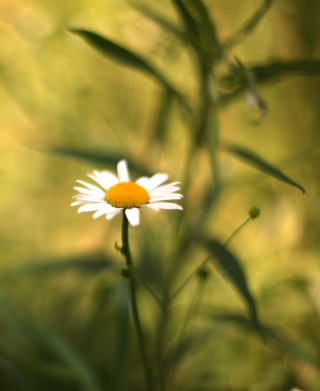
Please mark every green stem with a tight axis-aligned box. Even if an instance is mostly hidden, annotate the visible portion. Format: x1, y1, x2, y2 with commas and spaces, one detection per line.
121, 211, 153, 391
224, 217, 251, 248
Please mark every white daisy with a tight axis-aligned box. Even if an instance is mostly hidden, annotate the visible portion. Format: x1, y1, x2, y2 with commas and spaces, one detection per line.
71, 160, 183, 227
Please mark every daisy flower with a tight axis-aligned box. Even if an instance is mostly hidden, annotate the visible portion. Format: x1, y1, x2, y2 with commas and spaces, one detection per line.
72, 160, 183, 226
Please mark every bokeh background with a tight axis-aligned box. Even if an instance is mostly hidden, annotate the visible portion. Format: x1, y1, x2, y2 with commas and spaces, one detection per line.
1, 0, 320, 390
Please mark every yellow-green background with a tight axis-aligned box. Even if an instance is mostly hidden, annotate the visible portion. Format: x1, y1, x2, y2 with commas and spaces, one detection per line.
1, 1, 320, 390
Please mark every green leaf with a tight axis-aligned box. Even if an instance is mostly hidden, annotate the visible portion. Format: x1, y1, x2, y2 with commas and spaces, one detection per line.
223, 0, 275, 51
30, 144, 152, 176
69, 29, 190, 112
225, 143, 306, 193
200, 238, 260, 331
218, 60, 320, 107
153, 88, 174, 142
1, 255, 115, 279
69, 28, 153, 72
28, 321, 102, 391
170, 0, 201, 45
110, 285, 130, 391
252, 60, 320, 80
184, 0, 220, 56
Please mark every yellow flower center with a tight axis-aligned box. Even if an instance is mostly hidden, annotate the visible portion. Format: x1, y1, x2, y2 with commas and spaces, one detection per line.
105, 182, 149, 209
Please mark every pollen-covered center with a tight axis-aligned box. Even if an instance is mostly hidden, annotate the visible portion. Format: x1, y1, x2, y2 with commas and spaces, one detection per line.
105, 182, 149, 209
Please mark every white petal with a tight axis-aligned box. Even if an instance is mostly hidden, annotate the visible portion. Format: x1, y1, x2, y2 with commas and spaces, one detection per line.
106, 207, 123, 220
71, 200, 95, 206
145, 202, 183, 210
74, 187, 103, 198
117, 160, 130, 182
144, 173, 168, 191
148, 182, 180, 198
72, 195, 105, 202
93, 204, 112, 219
125, 208, 140, 226
87, 171, 119, 190
149, 194, 183, 202
76, 180, 105, 197
135, 176, 150, 188
77, 203, 104, 213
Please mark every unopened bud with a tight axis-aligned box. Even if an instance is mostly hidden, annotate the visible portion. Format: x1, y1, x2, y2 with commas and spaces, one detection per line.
248, 206, 260, 220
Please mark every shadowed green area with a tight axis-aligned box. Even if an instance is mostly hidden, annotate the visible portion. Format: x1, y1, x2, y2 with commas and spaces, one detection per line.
1, 0, 320, 390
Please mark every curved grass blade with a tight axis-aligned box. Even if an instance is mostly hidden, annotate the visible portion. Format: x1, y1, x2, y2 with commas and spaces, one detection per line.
200, 238, 260, 331
28, 320, 101, 391
153, 88, 174, 142
252, 60, 320, 80
30, 144, 152, 176
218, 60, 320, 106
170, 0, 201, 45
0, 357, 29, 391
68, 29, 190, 112
223, 0, 275, 51
225, 143, 306, 193
110, 285, 130, 391
1, 254, 115, 279
184, 0, 220, 55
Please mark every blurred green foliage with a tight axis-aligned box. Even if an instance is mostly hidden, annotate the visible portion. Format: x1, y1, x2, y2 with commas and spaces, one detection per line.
1, 0, 320, 390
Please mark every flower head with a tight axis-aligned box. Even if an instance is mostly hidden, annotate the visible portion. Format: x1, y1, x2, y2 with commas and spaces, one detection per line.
248, 205, 260, 220
72, 160, 183, 226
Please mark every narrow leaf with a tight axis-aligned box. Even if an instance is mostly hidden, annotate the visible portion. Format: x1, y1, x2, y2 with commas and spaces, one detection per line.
110, 285, 130, 391
170, 0, 200, 44
225, 144, 306, 193
1, 255, 114, 279
69, 29, 190, 112
30, 144, 152, 176
184, 0, 220, 55
201, 238, 260, 331
69, 29, 153, 72
153, 88, 174, 142
29, 321, 101, 391
252, 60, 320, 80
218, 60, 320, 107
223, 0, 275, 50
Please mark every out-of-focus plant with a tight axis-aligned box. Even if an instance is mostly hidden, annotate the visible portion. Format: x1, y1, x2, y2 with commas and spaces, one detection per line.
1, 0, 320, 390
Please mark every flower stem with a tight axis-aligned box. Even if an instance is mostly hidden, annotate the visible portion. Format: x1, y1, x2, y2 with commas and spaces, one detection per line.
224, 217, 251, 248
121, 211, 153, 391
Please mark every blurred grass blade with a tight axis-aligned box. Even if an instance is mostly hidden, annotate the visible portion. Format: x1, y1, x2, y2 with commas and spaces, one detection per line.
69, 29, 154, 71
211, 311, 319, 368
0, 357, 28, 391
69, 29, 189, 111
31, 144, 152, 176
201, 238, 260, 331
29, 321, 101, 391
184, 0, 220, 55
153, 88, 173, 142
225, 143, 306, 193
1, 255, 115, 279
170, 0, 200, 44
218, 60, 320, 107
252, 60, 320, 80
223, 0, 275, 50
110, 285, 130, 391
